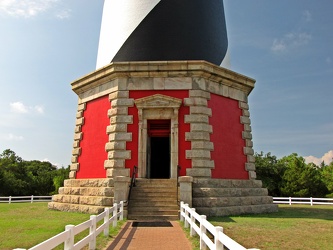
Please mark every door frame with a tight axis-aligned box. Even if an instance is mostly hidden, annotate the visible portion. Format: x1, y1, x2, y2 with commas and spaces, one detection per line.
134, 94, 182, 179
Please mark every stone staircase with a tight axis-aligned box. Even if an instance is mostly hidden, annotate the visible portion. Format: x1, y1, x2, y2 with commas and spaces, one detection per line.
192, 178, 278, 216
127, 179, 179, 220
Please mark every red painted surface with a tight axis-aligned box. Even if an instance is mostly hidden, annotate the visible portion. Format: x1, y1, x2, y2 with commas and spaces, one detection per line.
148, 120, 171, 137
126, 90, 191, 177
76, 96, 110, 178
209, 94, 248, 179
75, 90, 246, 179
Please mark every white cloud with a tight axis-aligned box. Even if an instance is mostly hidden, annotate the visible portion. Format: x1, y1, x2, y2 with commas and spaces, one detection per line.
305, 150, 333, 166
34, 105, 44, 114
271, 32, 312, 53
42, 158, 60, 167
271, 39, 287, 53
10, 102, 28, 113
10, 102, 44, 114
302, 10, 312, 22
55, 8, 71, 19
0, 0, 69, 19
5, 133, 24, 141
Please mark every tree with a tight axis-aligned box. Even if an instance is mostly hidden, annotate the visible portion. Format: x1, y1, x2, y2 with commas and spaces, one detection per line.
280, 153, 328, 197
255, 152, 286, 196
52, 165, 70, 194
321, 161, 333, 197
0, 149, 69, 196
0, 149, 29, 196
25, 160, 57, 195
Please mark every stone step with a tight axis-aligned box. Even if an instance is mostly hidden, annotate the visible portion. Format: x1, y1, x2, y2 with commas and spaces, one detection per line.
48, 202, 106, 214
131, 190, 177, 197
64, 178, 114, 188
59, 187, 114, 197
193, 187, 268, 197
195, 204, 278, 217
193, 196, 274, 207
193, 179, 263, 189
129, 209, 179, 216
129, 204, 179, 210
127, 214, 179, 221
131, 190, 177, 196
129, 200, 178, 206
134, 179, 177, 188
52, 194, 114, 206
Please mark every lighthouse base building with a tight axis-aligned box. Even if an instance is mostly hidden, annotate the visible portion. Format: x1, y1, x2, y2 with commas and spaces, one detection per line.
48, 60, 278, 218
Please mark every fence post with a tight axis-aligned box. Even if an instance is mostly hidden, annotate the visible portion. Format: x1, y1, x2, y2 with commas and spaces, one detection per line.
180, 201, 184, 222
215, 226, 224, 250
200, 215, 207, 250
120, 201, 124, 220
190, 208, 196, 237
113, 203, 118, 227
64, 225, 75, 250
9, 196, 12, 204
310, 197, 313, 206
89, 215, 97, 250
184, 204, 189, 228
104, 208, 110, 236
289, 197, 292, 205
31, 195, 34, 203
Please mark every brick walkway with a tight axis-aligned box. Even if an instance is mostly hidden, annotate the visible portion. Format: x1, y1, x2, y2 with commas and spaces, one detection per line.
105, 221, 193, 250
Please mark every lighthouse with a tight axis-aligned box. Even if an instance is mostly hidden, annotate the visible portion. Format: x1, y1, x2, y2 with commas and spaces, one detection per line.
49, 0, 277, 218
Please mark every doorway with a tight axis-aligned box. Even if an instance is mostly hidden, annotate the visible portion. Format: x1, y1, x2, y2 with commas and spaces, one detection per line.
134, 94, 182, 179
147, 120, 171, 179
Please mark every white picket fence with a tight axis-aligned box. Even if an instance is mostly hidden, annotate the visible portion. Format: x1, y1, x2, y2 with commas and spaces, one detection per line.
14, 201, 124, 250
0, 195, 52, 203
180, 202, 258, 250
273, 197, 333, 206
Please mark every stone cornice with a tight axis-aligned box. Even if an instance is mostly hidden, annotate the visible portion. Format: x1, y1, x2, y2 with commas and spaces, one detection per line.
71, 61, 256, 95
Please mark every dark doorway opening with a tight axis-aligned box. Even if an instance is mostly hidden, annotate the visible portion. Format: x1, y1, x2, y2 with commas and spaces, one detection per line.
150, 137, 170, 178
147, 120, 171, 179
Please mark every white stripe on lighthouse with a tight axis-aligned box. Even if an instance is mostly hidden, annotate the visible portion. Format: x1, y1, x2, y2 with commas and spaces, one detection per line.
96, 0, 161, 69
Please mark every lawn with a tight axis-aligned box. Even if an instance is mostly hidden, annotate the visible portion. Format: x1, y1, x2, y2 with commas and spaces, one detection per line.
0, 202, 124, 250
1, 203, 332, 250
209, 205, 333, 250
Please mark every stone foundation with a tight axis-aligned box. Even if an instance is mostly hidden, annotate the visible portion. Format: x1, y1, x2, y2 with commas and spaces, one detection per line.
48, 178, 116, 214
192, 178, 278, 217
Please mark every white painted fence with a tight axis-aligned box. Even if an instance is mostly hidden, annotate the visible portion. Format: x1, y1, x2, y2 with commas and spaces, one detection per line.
273, 197, 333, 206
180, 202, 258, 250
14, 201, 124, 250
0, 195, 52, 203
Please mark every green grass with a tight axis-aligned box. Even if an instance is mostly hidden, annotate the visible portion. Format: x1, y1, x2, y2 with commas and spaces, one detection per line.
180, 205, 333, 250
0, 203, 125, 250
208, 205, 333, 250
2, 203, 333, 250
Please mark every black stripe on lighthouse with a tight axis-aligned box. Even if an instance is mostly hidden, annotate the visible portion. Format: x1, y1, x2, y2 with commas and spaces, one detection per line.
111, 0, 228, 66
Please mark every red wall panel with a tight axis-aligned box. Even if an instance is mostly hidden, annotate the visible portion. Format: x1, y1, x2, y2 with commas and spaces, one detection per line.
209, 94, 248, 179
76, 96, 110, 178
75, 90, 247, 179
126, 90, 191, 177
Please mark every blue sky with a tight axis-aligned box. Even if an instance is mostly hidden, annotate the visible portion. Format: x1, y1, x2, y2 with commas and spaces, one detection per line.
0, 0, 332, 167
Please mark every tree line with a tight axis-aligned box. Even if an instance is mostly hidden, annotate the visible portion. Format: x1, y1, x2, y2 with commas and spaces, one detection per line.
0, 149, 69, 196
255, 152, 333, 198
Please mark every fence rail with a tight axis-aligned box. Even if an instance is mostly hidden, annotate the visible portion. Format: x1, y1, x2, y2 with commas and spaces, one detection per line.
273, 197, 333, 206
14, 201, 124, 250
0, 195, 52, 203
180, 201, 258, 250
